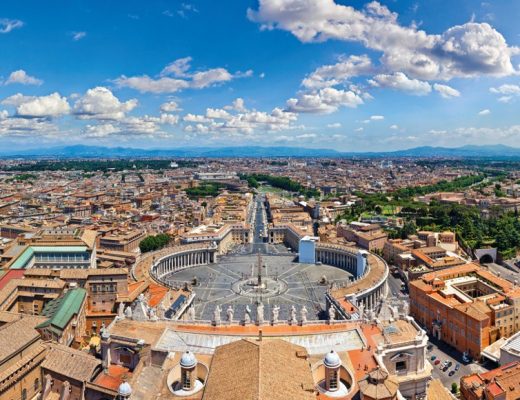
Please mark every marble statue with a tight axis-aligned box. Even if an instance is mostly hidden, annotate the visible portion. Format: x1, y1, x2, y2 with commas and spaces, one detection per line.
124, 306, 133, 319
226, 305, 234, 322
272, 305, 280, 324
257, 302, 264, 324
290, 305, 297, 324
300, 306, 308, 324
245, 305, 252, 324
213, 305, 222, 324
118, 302, 125, 318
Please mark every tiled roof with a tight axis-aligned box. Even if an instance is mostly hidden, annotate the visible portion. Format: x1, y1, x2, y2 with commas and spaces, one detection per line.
202, 339, 316, 400
42, 344, 101, 382
37, 287, 86, 331
0, 315, 47, 362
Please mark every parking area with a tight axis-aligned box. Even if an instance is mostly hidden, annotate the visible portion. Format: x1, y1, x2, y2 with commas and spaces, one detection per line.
427, 337, 489, 389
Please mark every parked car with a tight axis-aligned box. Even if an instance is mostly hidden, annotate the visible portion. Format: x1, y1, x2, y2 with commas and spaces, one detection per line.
434, 360, 441, 365
449, 370, 456, 377
430, 355, 436, 361
455, 363, 461, 371
427, 344, 434, 351
447, 361, 453, 368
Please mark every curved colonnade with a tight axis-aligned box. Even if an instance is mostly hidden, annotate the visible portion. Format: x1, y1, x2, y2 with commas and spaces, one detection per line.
149, 244, 218, 283
316, 243, 389, 314
140, 241, 388, 320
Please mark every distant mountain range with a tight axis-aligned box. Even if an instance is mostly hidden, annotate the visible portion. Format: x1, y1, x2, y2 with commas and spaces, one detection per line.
1, 144, 520, 158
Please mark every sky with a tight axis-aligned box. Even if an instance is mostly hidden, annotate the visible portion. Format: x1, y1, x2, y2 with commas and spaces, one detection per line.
0, 0, 520, 152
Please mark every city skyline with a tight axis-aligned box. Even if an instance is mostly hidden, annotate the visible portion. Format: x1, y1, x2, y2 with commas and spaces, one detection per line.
1, 0, 520, 151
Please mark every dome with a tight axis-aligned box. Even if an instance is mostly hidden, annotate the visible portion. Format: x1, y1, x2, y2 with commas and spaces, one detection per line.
180, 351, 197, 368
324, 350, 341, 368
118, 381, 132, 397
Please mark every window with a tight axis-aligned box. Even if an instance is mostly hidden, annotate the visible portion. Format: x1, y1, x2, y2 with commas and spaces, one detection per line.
182, 369, 191, 390
329, 370, 338, 390
21, 389, 27, 400
396, 361, 407, 371
34, 378, 39, 391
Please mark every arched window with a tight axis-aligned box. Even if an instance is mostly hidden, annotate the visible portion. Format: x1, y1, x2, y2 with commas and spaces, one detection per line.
21, 389, 27, 400
34, 378, 40, 391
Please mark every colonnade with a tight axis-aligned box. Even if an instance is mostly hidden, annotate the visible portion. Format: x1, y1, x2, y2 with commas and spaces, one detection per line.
152, 249, 217, 279
315, 247, 357, 275
356, 282, 387, 310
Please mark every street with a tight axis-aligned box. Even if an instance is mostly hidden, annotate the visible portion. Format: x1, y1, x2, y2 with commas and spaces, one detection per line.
483, 262, 520, 285
428, 337, 489, 389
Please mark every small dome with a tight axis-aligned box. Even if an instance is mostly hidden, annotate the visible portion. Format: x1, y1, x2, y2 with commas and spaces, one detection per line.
324, 350, 341, 368
118, 381, 132, 396
180, 351, 197, 368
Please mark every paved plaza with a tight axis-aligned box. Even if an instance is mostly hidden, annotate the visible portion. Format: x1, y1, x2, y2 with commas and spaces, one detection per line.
162, 245, 353, 321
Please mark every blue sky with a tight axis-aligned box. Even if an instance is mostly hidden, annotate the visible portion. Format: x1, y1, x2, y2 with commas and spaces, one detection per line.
0, 0, 519, 151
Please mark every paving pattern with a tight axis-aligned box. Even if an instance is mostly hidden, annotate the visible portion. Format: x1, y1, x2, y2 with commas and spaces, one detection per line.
162, 247, 353, 321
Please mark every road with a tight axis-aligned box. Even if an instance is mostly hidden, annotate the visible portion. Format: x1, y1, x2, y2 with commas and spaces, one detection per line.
483, 262, 520, 285
387, 273, 406, 297
428, 337, 489, 389
251, 195, 269, 254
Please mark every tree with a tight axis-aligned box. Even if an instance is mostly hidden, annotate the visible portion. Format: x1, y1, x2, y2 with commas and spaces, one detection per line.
451, 382, 458, 394
139, 234, 171, 253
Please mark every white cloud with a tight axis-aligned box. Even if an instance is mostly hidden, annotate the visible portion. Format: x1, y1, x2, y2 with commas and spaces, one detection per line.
490, 84, 520, 103
73, 87, 137, 120
370, 115, 384, 120
0, 18, 23, 34
248, 0, 519, 80
0, 117, 58, 137
490, 84, 520, 95
390, 124, 399, 130
183, 100, 298, 136
115, 57, 251, 93
302, 54, 373, 89
161, 57, 193, 77
160, 101, 181, 113
2, 93, 70, 118
433, 83, 460, 98
190, 68, 233, 89
327, 122, 342, 128
72, 31, 86, 41
478, 109, 491, 115
84, 113, 178, 138
286, 87, 364, 113
369, 72, 432, 95
183, 113, 212, 123
355, 127, 364, 132
231, 98, 246, 112
4, 70, 43, 86
114, 76, 189, 94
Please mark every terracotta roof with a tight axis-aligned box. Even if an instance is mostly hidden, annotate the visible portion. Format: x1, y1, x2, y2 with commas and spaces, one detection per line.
427, 378, 453, 400
0, 315, 47, 362
42, 344, 101, 382
202, 338, 316, 400
358, 367, 399, 399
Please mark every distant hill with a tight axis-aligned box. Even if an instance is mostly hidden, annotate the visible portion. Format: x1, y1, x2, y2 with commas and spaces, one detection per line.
1, 144, 520, 158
